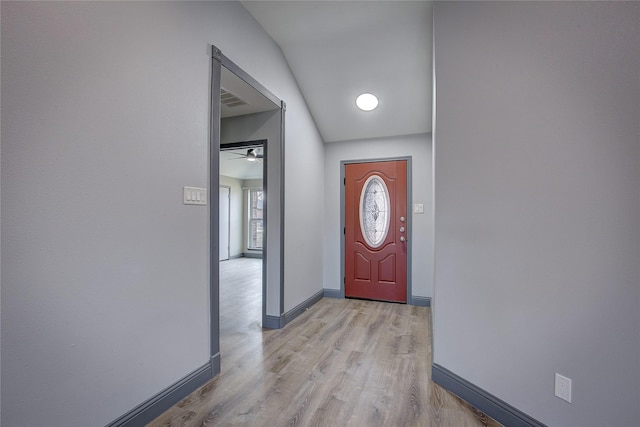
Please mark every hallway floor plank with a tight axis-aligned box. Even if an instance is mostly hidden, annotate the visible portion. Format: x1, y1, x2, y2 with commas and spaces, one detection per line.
149, 258, 501, 427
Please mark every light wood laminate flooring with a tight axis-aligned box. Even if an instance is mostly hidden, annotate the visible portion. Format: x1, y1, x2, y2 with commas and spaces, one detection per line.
149, 258, 501, 427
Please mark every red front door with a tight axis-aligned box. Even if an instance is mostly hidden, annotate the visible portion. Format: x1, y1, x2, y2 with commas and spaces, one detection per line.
345, 160, 407, 303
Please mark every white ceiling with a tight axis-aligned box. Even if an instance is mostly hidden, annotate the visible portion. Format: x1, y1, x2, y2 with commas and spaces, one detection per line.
220, 148, 264, 180
220, 148, 263, 180
241, 0, 433, 143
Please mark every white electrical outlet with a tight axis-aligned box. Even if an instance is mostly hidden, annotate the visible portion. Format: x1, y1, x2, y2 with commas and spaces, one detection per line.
555, 373, 572, 403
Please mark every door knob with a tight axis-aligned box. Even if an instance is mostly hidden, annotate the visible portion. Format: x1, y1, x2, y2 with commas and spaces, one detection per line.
400, 236, 407, 242
400, 226, 405, 232
400, 216, 405, 222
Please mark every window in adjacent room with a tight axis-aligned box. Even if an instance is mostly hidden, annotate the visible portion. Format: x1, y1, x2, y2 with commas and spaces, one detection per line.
248, 189, 264, 250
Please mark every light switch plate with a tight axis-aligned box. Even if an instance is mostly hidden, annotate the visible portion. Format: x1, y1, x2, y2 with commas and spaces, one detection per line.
555, 373, 572, 403
184, 186, 207, 205
414, 203, 424, 214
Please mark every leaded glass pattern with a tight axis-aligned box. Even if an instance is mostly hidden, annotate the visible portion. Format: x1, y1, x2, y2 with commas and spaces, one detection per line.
359, 175, 390, 248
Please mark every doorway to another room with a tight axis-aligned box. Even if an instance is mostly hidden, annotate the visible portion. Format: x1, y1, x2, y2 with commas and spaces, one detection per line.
209, 47, 285, 376
219, 140, 266, 341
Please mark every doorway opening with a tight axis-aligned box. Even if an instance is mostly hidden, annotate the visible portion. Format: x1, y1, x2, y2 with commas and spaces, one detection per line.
209, 46, 285, 376
219, 140, 265, 346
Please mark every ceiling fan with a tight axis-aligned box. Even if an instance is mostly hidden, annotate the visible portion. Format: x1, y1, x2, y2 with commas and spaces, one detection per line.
228, 148, 263, 163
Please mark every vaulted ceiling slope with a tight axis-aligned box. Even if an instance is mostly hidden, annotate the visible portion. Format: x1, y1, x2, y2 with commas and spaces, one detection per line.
242, 1, 433, 143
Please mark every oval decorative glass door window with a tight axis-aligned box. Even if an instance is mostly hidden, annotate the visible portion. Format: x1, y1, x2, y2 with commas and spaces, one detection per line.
359, 175, 390, 248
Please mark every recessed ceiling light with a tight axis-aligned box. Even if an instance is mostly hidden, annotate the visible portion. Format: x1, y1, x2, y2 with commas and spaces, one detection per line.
356, 93, 378, 111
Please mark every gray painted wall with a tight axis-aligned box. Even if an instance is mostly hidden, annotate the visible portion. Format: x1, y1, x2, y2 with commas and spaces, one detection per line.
323, 133, 433, 299
433, 2, 640, 426
0, 2, 3, 417
0, 1, 324, 425
221, 112, 278, 145
243, 179, 264, 188
219, 176, 243, 258
283, 109, 326, 312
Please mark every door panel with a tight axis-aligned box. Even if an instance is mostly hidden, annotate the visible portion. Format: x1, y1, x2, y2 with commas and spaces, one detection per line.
355, 253, 371, 280
345, 160, 407, 303
379, 254, 396, 283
